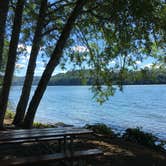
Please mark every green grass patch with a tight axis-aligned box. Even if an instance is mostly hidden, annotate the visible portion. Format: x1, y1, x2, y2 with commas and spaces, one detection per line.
33, 122, 55, 128
5, 110, 15, 119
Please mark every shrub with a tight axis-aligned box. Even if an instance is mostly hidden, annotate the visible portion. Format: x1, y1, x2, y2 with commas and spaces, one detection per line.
33, 122, 54, 128
5, 110, 15, 119
85, 123, 115, 137
122, 127, 160, 149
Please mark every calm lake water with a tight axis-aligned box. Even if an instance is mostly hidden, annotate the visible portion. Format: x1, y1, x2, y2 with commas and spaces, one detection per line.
9, 85, 166, 140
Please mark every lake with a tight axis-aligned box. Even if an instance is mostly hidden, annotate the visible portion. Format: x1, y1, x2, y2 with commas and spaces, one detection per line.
9, 85, 166, 140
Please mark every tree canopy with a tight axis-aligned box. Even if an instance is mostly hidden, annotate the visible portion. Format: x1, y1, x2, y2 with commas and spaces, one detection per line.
0, 0, 165, 128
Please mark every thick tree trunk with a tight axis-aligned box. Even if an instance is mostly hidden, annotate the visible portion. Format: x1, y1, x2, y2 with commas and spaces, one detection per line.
0, 0, 9, 69
13, 0, 48, 126
23, 0, 88, 129
0, 0, 25, 128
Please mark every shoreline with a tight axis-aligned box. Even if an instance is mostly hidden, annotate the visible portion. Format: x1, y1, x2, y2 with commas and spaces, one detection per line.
4, 110, 166, 151
2, 113, 166, 166
8, 85, 166, 143
11, 84, 166, 87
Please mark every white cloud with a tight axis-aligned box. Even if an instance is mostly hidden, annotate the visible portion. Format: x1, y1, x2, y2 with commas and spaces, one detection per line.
143, 63, 153, 68
145, 64, 152, 68
135, 60, 141, 65
142, 63, 162, 69
25, 55, 30, 60
18, 55, 30, 65
72, 46, 88, 53
52, 68, 67, 75
34, 66, 45, 75
36, 61, 44, 65
37, 67, 45, 71
18, 44, 32, 54
110, 60, 116, 64
26, 46, 32, 53
0, 71, 5, 76
20, 59, 26, 63
141, 63, 153, 69
15, 63, 25, 69
34, 70, 42, 75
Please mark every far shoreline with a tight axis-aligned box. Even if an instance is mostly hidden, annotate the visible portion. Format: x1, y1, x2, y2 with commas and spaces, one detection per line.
12, 84, 166, 87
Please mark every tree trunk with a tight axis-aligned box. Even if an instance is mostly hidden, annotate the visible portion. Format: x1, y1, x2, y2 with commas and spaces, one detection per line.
0, 0, 9, 69
0, 0, 25, 128
13, 0, 48, 126
23, 0, 88, 129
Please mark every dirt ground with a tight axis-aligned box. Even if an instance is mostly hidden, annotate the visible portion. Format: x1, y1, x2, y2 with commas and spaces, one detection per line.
2, 118, 166, 166
0, 133, 166, 166
81, 135, 166, 166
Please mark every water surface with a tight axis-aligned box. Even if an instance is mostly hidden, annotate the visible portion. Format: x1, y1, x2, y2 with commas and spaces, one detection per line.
9, 85, 166, 140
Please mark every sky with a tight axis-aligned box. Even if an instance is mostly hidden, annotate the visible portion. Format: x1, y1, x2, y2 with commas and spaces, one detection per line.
14, 45, 157, 77
15, 54, 68, 77
14, 45, 66, 77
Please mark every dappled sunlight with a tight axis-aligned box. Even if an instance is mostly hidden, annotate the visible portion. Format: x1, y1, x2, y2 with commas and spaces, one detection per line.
87, 140, 135, 157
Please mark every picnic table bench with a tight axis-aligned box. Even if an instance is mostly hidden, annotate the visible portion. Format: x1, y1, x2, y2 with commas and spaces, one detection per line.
0, 127, 103, 166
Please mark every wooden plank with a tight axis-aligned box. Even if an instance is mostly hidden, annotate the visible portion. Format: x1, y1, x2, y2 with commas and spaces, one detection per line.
0, 149, 103, 166
0, 127, 92, 143
0, 127, 92, 136
0, 127, 84, 135
0, 135, 74, 145
0, 129, 92, 141
0, 136, 71, 145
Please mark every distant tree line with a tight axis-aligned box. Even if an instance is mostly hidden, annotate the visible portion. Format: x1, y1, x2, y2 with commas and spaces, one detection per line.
12, 68, 166, 86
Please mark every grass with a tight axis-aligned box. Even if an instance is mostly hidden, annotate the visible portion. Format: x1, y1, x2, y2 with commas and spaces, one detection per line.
5, 109, 15, 119
33, 122, 55, 128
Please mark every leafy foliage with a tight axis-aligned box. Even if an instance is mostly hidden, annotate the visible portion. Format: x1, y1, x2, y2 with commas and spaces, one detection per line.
122, 127, 162, 150
65, 0, 166, 102
5, 109, 15, 119
33, 122, 54, 128
1, 0, 165, 127
85, 123, 116, 137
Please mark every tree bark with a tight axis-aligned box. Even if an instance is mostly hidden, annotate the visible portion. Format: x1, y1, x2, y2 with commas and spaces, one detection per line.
0, 0, 9, 69
23, 0, 88, 129
13, 0, 48, 126
0, 0, 25, 128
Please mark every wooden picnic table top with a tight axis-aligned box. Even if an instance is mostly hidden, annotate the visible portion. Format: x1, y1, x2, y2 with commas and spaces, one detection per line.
0, 127, 102, 166
0, 127, 93, 142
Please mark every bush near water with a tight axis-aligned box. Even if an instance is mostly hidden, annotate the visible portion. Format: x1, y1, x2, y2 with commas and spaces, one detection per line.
85, 123, 116, 137
122, 127, 165, 151
85, 124, 165, 151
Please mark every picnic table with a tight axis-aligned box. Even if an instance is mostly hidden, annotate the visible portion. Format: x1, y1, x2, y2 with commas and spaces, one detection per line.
0, 127, 103, 166
0, 127, 92, 146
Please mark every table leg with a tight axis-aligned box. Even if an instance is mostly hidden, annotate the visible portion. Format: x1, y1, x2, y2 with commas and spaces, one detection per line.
69, 136, 74, 154
58, 139, 62, 152
63, 136, 67, 152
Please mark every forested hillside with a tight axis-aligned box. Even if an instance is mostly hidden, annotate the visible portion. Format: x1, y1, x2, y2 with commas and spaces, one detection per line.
12, 68, 166, 86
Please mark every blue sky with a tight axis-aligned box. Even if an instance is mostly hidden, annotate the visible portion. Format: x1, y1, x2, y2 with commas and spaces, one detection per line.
15, 53, 66, 76
15, 45, 67, 76
14, 45, 157, 77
